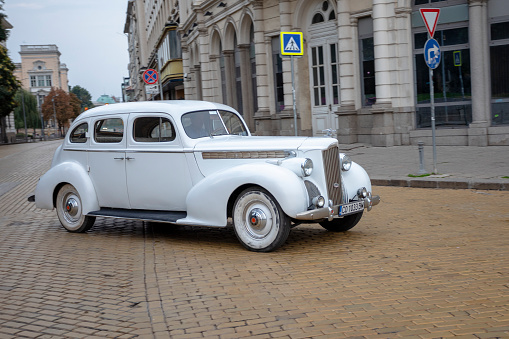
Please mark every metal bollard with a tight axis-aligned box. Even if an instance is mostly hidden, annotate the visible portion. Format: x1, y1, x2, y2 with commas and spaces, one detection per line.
418, 141, 427, 175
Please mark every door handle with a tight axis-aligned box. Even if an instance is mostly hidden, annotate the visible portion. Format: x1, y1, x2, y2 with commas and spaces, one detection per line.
113, 157, 125, 160
126, 156, 135, 160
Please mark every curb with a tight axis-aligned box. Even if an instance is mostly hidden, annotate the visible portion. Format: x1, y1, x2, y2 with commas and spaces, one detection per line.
372, 178, 509, 191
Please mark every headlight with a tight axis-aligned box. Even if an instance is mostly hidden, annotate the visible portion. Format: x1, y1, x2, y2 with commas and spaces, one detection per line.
301, 158, 313, 177
278, 157, 313, 177
341, 154, 352, 171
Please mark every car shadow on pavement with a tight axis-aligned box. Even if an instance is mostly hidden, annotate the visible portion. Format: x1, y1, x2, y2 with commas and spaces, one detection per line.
80, 217, 370, 253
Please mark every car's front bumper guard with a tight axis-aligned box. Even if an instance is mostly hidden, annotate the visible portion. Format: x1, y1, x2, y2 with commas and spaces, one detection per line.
295, 194, 380, 221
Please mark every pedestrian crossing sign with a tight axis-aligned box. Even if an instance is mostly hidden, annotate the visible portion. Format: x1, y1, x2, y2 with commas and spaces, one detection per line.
280, 32, 304, 56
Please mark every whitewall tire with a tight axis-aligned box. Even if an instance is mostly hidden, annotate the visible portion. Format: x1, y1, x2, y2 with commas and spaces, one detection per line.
56, 184, 96, 233
232, 188, 290, 252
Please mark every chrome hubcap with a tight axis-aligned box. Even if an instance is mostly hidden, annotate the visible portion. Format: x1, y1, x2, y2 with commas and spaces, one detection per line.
65, 198, 79, 217
248, 208, 267, 231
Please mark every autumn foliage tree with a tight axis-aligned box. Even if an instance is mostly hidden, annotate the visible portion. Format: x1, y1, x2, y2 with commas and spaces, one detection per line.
41, 88, 82, 136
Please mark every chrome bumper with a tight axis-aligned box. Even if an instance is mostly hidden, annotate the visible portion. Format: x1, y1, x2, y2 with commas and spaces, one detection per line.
295, 194, 380, 221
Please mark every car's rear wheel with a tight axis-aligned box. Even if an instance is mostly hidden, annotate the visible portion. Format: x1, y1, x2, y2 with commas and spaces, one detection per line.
232, 188, 290, 252
319, 211, 363, 232
56, 184, 95, 233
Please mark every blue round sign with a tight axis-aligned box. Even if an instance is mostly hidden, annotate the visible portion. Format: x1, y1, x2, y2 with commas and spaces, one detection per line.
424, 39, 441, 69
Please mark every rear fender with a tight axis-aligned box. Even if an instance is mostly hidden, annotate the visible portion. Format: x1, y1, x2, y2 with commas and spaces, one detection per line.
178, 163, 308, 227
34, 161, 99, 214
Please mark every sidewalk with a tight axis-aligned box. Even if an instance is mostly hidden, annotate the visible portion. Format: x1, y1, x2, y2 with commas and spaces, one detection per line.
342, 144, 509, 190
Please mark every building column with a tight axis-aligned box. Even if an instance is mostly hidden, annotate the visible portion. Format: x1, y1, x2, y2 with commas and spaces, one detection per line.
182, 42, 192, 99
198, 28, 213, 101
372, 0, 393, 105
252, 1, 270, 117
335, 1, 358, 143
468, 0, 490, 146
337, 0, 356, 109
369, 0, 396, 146
279, 0, 294, 115
193, 65, 202, 101
239, 44, 254, 130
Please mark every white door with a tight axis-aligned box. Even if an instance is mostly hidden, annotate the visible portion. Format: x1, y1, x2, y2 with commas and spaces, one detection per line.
88, 115, 130, 209
308, 21, 340, 136
125, 114, 192, 211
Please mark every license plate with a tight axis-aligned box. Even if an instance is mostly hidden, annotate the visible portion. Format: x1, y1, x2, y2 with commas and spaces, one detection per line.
338, 201, 364, 216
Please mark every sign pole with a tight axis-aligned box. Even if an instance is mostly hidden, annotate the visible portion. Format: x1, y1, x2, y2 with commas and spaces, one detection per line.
420, 8, 441, 175
280, 32, 304, 136
429, 67, 437, 174
291, 55, 297, 136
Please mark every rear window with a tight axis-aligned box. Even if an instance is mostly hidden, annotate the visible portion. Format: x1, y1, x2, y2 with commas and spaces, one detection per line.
70, 122, 88, 143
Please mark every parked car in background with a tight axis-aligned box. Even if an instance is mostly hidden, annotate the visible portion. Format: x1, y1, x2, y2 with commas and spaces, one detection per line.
30, 101, 380, 252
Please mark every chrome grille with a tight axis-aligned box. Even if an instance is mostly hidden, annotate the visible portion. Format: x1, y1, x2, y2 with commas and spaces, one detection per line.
322, 145, 342, 205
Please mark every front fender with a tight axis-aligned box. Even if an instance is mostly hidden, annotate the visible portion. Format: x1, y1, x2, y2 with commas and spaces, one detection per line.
178, 163, 309, 227
34, 161, 99, 214
342, 161, 372, 201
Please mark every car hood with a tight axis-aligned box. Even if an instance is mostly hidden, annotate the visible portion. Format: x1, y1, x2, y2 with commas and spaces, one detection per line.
193, 136, 337, 152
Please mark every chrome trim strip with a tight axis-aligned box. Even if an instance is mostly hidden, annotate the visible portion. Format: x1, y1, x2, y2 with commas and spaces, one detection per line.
202, 150, 287, 159
63, 148, 191, 154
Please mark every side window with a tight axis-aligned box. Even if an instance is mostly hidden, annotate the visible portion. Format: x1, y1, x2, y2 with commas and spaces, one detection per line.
133, 117, 176, 142
95, 118, 124, 143
70, 122, 88, 143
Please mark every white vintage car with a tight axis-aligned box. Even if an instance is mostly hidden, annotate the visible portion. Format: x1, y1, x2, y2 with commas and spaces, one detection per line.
31, 101, 379, 252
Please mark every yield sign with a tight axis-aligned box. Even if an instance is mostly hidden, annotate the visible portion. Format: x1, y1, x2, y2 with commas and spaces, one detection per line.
142, 68, 158, 85
419, 8, 440, 39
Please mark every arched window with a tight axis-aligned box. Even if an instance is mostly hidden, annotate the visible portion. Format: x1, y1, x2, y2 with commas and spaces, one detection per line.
311, 1, 336, 25
312, 13, 324, 24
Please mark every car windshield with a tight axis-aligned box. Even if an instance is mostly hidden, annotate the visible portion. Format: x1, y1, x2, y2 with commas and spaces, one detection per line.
182, 110, 248, 139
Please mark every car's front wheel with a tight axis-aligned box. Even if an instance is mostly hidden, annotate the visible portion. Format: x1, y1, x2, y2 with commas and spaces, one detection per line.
56, 184, 96, 233
319, 211, 363, 232
232, 187, 290, 252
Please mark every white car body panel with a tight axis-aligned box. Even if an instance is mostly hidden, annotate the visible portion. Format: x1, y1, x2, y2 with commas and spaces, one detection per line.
179, 163, 309, 226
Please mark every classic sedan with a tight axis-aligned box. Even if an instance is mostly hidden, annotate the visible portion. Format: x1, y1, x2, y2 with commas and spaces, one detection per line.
30, 101, 380, 252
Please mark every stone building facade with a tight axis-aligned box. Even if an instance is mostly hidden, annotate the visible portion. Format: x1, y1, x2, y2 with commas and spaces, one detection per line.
126, 0, 509, 146
14, 45, 69, 106
12, 45, 69, 138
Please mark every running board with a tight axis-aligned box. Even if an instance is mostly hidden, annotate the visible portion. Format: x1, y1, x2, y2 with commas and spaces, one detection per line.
88, 208, 186, 223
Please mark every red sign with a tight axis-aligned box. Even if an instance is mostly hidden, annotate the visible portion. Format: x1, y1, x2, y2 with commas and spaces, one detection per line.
142, 69, 159, 85
419, 8, 440, 39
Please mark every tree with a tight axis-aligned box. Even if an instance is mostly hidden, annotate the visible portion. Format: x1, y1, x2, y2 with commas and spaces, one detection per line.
0, 0, 8, 42
69, 92, 82, 119
41, 88, 79, 136
70, 85, 94, 110
0, 2, 20, 143
13, 89, 39, 136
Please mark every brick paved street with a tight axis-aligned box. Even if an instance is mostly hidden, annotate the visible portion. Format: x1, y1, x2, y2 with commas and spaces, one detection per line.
1, 141, 508, 338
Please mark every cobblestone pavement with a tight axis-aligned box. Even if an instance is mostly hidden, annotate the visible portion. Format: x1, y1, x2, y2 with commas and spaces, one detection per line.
0, 141, 508, 338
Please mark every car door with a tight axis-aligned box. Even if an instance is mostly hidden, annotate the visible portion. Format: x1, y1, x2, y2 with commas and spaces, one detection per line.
87, 114, 130, 209
125, 113, 192, 211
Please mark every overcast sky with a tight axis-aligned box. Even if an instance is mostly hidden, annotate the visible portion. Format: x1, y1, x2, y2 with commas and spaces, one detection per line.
4, 0, 129, 102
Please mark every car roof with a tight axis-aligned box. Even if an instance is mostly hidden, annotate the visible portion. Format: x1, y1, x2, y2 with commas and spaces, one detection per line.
74, 100, 238, 122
